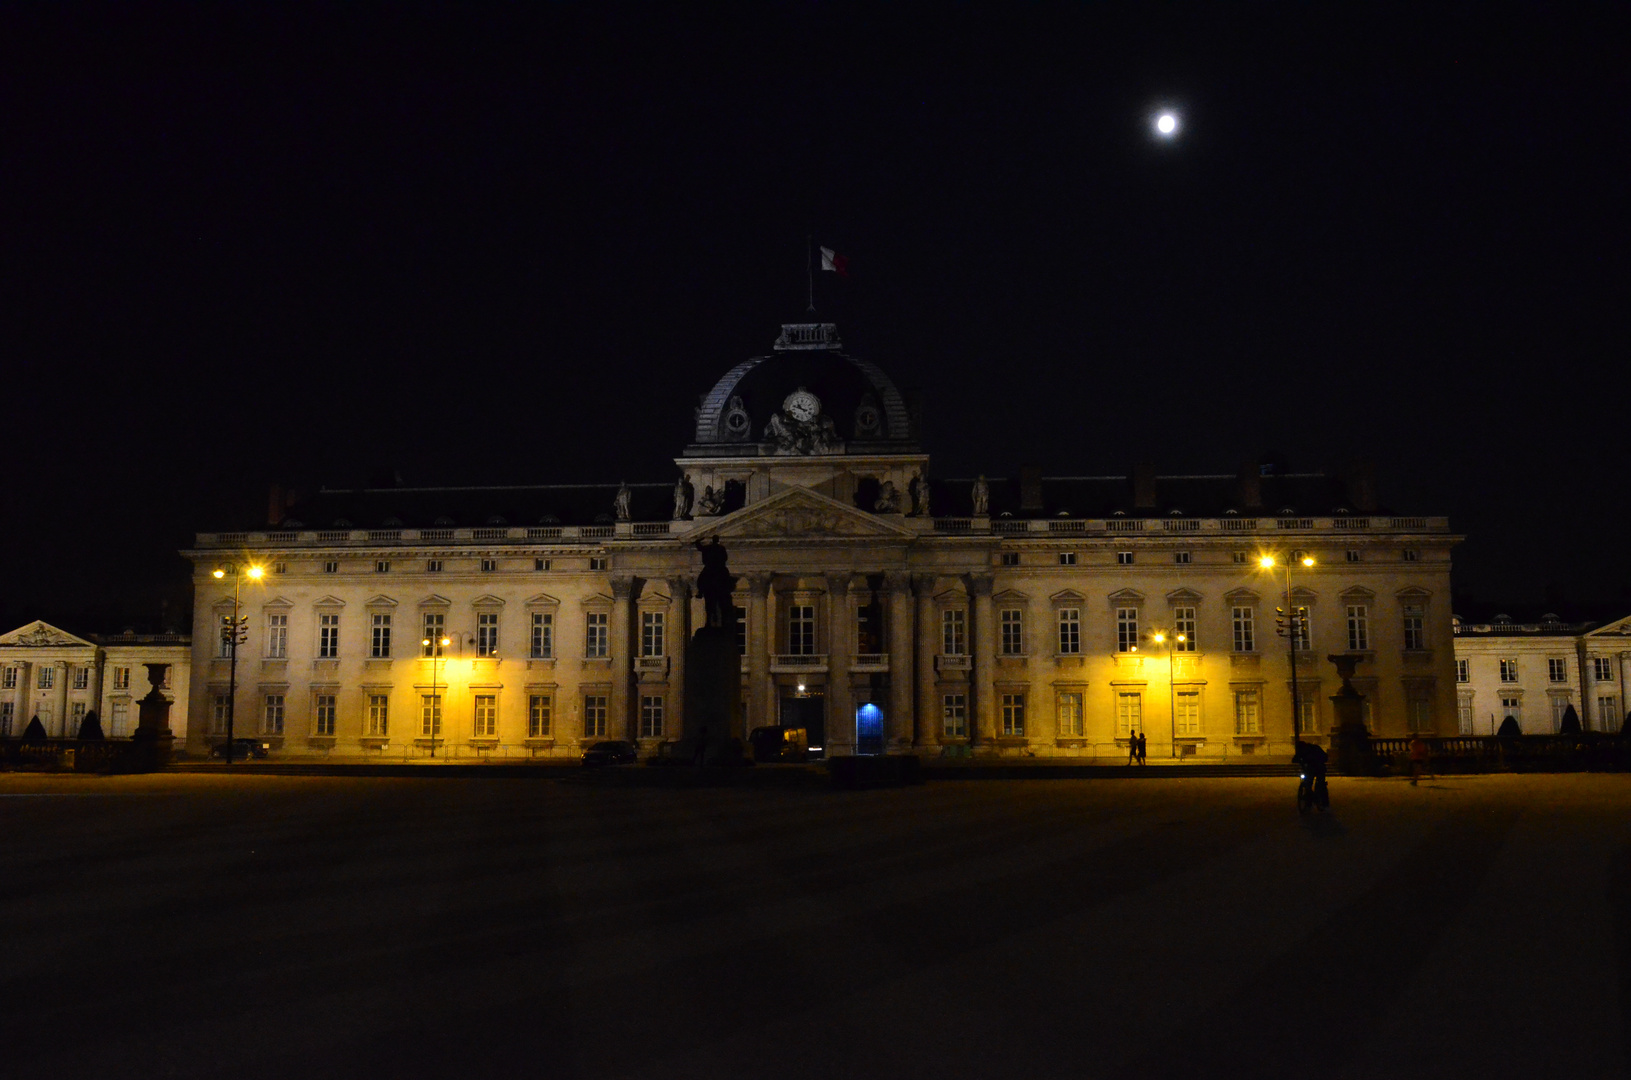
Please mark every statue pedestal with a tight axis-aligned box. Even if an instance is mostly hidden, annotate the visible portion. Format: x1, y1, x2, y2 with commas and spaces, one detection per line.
130, 663, 175, 772
1326, 653, 1377, 775
682, 626, 742, 765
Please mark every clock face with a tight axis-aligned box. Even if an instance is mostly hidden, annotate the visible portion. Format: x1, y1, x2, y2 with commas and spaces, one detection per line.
784, 389, 821, 423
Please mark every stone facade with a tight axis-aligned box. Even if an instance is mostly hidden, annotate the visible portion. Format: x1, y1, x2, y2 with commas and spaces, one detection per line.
183, 322, 1460, 760
0, 621, 192, 739
1452, 614, 1631, 735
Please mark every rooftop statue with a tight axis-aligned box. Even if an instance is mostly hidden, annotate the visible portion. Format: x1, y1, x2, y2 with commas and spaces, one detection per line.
672, 475, 694, 521
909, 471, 930, 517
972, 475, 990, 516
613, 482, 633, 522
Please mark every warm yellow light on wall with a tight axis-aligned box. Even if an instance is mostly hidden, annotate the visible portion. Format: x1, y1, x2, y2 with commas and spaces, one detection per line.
1259, 555, 1276, 569
247, 565, 264, 580
212, 568, 226, 579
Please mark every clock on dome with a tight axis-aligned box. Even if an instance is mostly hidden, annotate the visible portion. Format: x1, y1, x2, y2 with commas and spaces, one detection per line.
783, 389, 821, 423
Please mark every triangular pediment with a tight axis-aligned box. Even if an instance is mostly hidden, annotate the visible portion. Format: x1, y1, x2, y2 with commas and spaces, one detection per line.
1340, 586, 1376, 601
992, 588, 1030, 604
0, 621, 95, 649
524, 592, 561, 607
1050, 588, 1087, 603
313, 595, 346, 608
471, 594, 506, 608
1224, 587, 1261, 603
1166, 588, 1204, 603
696, 485, 914, 541
1587, 615, 1631, 637
365, 594, 399, 608
1107, 588, 1145, 604
418, 594, 452, 608
933, 586, 968, 603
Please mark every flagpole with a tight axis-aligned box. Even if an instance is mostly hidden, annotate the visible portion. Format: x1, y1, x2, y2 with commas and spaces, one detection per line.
806, 234, 816, 313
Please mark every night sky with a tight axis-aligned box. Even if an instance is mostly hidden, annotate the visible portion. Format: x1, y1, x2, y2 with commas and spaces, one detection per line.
5, 3, 1627, 631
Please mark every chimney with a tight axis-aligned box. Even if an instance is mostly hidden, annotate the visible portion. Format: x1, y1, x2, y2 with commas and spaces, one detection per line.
268, 483, 285, 527
1345, 460, 1378, 512
1132, 462, 1158, 511
1236, 461, 1263, 509
1019, 465, 1044, 512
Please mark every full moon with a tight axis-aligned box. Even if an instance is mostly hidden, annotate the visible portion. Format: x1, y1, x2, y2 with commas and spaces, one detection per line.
1155, 112, 1178, 136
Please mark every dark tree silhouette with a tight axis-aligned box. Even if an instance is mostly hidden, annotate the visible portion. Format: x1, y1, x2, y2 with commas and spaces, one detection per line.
22, 716, 47, 741
1558, 703, 1581, 735
76, 710, 104, 741
1497, 715, 1522, 738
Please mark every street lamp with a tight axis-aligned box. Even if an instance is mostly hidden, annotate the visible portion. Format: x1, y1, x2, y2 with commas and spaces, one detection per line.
1150, 630, 1188, 758
1261, 552, 1315, 746
421, 635, 451, 758
212, 563, 263, 764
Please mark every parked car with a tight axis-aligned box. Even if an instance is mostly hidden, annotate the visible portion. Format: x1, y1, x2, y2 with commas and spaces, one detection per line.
581, 740, 638, 766
209, 739, 271, 761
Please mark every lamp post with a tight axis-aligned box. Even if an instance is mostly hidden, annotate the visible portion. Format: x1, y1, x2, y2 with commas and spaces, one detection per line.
211, 563, 263, 764
1261, 552, 1315, 746
1151, 630, 1188, 757
422, 635, 450, 758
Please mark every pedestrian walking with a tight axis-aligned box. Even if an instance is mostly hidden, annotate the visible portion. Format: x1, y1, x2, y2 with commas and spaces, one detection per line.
1136, 731, 1147, 764
1128, 733, 1138, 765
1408, 734, 1430, 785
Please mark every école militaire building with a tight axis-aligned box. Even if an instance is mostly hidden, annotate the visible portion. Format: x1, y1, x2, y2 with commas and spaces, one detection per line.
184, 321, 1460, 760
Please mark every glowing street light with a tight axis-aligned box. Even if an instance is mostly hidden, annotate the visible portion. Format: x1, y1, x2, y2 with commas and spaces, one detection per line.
1154, 111, 1180, 138
422, 635, 451, 758
1151, 630, 1189, 757
1262, 552, 1317, 743
213, 563, 264, 764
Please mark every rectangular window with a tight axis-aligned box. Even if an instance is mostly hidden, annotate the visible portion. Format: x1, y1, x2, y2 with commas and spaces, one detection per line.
589, 556, 608, 571
314, 694, 336, 736
272, 561, 286, 575
110, 700, 129, 736
480, 558, 498, 572
1411, 699, 1433, 733
1547, 658, 1567, 683
1289, 606, 1311, 652
0, 701, 11, 737
1500, 696, 1521, 727
71, 702, 86, 726
1174, 551, 1191, 565
1403, 605, 1426, 650
371, 613, 392, 658
266, 613, 287, 658
787, 605, 816, 656
37, 667, 55, 690
422, 613, 445, 656
1116, 691, 1142, 736
530, 612, 554, 658
1057, 691, 1084, 737
1595, 657, 1615, 682
1402, 550, 1420, 562
218, 617, 234, 658
1234, 689, 1261, 735
477, 612, 499, 657
263, 694, 285, 735
641, 611, 665, 657
1458, 694, 1475, 735
1117, 551, 1134, 565
855, 604, 879, 655
1001, 693, 1026, 737
528, 694, 552, 738
1346, 550, 1361, 563
1500, 658, 1519, 683
1000, 552, 1019, 567
1116, 607, 1139, 653
584, 695, 608, 738
72, 666, 88, 690
1599, 696, 1620, 730
318, 613, 340, 658
323, 561, 338, 574
1232, 552, 1249, 564
1173, 607, 1196, 652
426, 559, 443, 572
1299, 698, 1319, 734
1551, 696, 1569, 729
1456, 658, 1469, 683
1057, 608, 1081, 654
999, 609, 1024, 655
474, 694, 497, 737
421, 694, 442, 737
1346, 605, 1369, 651
942, 693, 967, 738
639, 695, 664, 739
534, 558, 550, 571
1175, 691, 1200, 736
1, 667, 16, 689
367, 694, 389, 736
585, 612, 609, 658
942, 609, 966, 655
375, 560, 390, 573
734, 606, 747, 656
1059, 551, 1077, 566
211, 694, 230, 735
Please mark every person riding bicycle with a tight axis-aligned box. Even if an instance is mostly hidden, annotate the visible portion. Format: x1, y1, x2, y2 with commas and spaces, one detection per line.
1292, 738, 1329, 809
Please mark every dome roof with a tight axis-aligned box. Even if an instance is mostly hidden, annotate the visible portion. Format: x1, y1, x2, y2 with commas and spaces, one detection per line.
688, 323, 916, 455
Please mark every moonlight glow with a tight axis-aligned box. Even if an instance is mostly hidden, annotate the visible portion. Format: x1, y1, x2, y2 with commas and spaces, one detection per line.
1155, 112, 1178, 136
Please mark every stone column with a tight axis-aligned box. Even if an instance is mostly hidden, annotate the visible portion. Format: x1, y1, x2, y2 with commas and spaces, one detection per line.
746, 574, 772, 732
967, 573, 997, 748
885, 571, 915, 751
666, 578, 691, 741
609, 576, 636, 740
826, 573, 856, 756
53, 662, 70, 738
913, 574, 938, 747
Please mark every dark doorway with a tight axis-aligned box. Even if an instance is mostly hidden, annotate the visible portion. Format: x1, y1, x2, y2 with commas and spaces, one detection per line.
780, 693, 826, 757
855, 702, 884, 755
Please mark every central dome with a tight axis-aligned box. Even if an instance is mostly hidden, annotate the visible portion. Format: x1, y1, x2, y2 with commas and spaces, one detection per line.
686, 323, 916, 457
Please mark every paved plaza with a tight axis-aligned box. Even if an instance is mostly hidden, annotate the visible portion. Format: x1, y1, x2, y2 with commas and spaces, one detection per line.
3, 771, 1629, 1079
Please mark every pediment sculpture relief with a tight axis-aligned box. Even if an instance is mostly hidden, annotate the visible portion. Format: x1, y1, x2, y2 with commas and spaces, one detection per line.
13, 626, 75, 647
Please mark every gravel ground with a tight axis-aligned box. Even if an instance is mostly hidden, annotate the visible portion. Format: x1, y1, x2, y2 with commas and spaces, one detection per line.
2, 771, 1627, 1079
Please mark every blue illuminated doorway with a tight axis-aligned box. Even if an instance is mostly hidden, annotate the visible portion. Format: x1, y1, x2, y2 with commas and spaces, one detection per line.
856, 702, 884, 756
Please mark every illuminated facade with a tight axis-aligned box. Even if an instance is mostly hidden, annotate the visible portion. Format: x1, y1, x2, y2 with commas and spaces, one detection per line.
1452, 614, 1631, 735
185, 322, 1459, 760
0, 621, 192, 740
